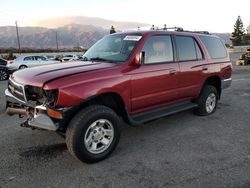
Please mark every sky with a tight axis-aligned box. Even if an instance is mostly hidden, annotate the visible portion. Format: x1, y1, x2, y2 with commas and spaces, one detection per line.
1, 0, 250, 33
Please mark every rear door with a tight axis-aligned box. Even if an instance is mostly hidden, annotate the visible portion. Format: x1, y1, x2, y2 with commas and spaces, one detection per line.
23, 56, 35, 67
130, 35, 180, 114
37, 56, 50, 65
175, 35, 206, 99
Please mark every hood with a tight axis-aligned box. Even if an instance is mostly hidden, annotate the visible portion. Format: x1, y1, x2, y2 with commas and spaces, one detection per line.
12, 61, 116, 87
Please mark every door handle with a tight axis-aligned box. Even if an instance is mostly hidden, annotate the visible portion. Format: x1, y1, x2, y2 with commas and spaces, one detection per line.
202, 67, 208, 71
169, 70, 177, 75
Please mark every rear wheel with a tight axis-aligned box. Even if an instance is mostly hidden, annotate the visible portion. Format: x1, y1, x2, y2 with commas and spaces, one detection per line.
66, 105, 121, 163
0, 69, 9, 81
19, 65, 27, 69
194, 85, 219, 116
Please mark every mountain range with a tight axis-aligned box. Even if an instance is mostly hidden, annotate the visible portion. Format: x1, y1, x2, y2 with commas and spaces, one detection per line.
0, 16, 231, 49
0, 24, 108, 49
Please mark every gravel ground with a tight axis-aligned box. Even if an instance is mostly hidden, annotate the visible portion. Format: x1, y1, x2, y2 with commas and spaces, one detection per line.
1, 53, 250, 188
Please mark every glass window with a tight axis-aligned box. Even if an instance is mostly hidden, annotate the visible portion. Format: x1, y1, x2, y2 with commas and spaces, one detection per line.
141, 35, 173, 64
176, 36, 197, 61
199, 36, 227, 59
24, 56, 34, 61
83, 33, 141, 62
194, 42, 203, 60
35, 56, 47, 61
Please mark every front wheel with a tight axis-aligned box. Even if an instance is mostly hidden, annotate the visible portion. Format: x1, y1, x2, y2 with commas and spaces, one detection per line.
194, 85, 219, 116
66, 105, 121, 163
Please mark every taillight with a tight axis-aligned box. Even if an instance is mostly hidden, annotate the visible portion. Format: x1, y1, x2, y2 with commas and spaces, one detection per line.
7, 61, 13, 64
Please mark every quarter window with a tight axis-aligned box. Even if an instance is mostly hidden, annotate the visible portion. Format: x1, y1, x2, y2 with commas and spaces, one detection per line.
141, 35, 174, 64
199, 36, 227, 59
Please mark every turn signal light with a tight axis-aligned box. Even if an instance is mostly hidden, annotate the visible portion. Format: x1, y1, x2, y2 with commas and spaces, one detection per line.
47, 108, 63, 119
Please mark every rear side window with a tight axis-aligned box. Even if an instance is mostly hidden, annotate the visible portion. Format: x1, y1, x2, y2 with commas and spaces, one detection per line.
199, 36, 227, 59
35, 56, 47, 61
175, 36, 203, 61
24, 56, 34, 61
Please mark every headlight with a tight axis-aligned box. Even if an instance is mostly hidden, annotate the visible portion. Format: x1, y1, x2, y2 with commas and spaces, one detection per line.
25, 86, 44, 103
44, 89, 58, 106
25, 86, 58, 106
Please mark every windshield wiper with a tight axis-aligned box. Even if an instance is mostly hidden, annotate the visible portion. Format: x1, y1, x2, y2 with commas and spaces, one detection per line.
82, 56, 89, 61
89, 57, 115, 63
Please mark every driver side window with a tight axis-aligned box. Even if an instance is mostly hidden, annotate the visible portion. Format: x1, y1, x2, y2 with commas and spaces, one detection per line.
141, 35, 174, 64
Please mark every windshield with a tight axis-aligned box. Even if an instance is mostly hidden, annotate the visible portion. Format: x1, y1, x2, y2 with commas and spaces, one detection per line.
83, 34, 142, 63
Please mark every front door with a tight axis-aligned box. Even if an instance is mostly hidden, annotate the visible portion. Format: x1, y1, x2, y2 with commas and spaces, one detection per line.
130, 35, 179, 114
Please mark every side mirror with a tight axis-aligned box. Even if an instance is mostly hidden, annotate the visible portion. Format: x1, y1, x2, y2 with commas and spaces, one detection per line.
134, 51, 145, 65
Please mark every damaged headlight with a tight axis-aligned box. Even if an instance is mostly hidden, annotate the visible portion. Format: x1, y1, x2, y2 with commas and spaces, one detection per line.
25, 86, 58, 106
44, 89, 58, 106
25, 86, 45, 104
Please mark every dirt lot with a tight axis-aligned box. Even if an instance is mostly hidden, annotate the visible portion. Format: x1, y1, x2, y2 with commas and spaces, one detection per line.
1, 53, 250, 188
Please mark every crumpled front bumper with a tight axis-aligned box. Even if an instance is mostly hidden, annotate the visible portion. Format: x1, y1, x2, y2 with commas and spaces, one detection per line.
5, 89, 59, 131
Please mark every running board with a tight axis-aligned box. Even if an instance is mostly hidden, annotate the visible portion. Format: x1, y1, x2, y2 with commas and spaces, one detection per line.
131, 102, 198, 124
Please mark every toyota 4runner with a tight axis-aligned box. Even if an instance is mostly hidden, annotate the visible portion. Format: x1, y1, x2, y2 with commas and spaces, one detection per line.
5, 30, 232, 163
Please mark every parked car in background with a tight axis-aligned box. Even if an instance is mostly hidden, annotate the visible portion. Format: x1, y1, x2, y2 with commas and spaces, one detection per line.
0, 65, 10, 81
0, 58, 8, 66
46, 55, 56, 60
0, 58, 11, 81
61, 55, 79, 62
7, 55, 59, 71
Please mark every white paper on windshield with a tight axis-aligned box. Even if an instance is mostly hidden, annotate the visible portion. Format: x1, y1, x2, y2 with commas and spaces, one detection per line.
123, 35, 142, 41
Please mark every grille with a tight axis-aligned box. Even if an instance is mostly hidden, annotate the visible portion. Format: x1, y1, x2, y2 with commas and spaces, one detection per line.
8, 78, 26, 102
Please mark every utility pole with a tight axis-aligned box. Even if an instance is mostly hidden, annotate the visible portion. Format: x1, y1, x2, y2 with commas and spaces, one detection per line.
55, 31, 59, 51
15, 21, 21, 54
76, 36, 80, 48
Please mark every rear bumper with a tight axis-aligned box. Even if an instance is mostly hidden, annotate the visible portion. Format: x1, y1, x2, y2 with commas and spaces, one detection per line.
221, 78, 232, 89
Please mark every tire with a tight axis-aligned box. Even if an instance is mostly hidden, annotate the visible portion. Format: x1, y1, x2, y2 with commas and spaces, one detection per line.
66, 105, 121, 163
19, 65, 27, 69
194, 85, 219, 116
0, 69, 9, 81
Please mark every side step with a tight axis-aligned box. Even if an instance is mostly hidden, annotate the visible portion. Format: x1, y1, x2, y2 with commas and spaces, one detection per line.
131, 102, 198, 124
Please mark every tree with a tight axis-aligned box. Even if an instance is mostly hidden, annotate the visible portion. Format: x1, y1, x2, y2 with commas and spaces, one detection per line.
163, 24, 167, 30
231, 16, 245, 46
110, 26, 116, 34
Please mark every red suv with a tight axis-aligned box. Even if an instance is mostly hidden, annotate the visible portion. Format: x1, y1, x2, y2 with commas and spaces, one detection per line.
5, 30, 232, 163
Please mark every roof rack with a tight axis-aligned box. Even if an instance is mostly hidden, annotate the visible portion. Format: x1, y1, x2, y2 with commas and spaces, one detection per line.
185, 31, 210, 35
150, 25, 210, 35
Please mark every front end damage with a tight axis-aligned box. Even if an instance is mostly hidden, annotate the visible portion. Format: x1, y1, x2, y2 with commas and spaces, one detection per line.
5, 77, 67, 131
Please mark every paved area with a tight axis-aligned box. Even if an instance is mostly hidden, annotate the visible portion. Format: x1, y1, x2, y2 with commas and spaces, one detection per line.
1, 53, 250, 188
